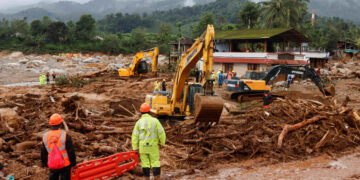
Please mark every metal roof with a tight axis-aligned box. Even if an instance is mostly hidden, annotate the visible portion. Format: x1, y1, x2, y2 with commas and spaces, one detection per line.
216, 28, 311, 42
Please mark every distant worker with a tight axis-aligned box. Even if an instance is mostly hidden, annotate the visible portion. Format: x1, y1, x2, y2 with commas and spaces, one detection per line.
211, 70, 216, 85
0, 163, 14, 180
316, 68, 321, 75
232, 70, 237, 77
52, 72, 57, 81
218, 70, 224, 88
287, 74, 293, 89
132, 103, 166, 180
153, 81, 160, 92
46, 72, 50, 84
195, 68, 200, 83
42, 74, 46, 85
226, 70, 233, 84
263, 92, 273, 108
41, 113, 76, 180
162, 79, 166, 91
39, 74, 43, 85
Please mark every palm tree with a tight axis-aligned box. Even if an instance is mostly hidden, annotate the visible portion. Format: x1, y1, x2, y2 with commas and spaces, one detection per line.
261, 0, 308, 29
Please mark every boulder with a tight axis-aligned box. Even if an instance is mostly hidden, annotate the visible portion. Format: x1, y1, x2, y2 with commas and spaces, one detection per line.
48, 68, 66, 74
82, 58, 100, 63
32, 60, 46, 66
6, 63, 20, 66
8, 52, 23, 59
107, 63, 123, 70
0, 108, 21, 132
274, 81, 287, 87
18, 58, 29, 64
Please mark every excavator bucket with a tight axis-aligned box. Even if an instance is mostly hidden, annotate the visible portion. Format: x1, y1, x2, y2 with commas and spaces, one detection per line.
194, 94, 224, 124
324, 84, 335, 97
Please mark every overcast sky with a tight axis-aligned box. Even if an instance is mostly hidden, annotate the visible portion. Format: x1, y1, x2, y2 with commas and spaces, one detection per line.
0, 0, 91, 9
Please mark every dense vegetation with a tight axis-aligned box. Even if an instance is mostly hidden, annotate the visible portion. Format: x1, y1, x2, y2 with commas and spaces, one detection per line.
0, 0, 359, 55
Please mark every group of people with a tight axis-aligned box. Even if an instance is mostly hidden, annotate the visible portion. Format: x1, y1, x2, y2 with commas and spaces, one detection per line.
212, 69, 237, 88
39, 72, 57, 85
38, 102, 166, 180
153, 79, 167, 92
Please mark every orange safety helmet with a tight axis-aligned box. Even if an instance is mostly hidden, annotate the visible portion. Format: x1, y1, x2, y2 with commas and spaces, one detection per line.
49, 113, 63, 125
140, 103, 151, 113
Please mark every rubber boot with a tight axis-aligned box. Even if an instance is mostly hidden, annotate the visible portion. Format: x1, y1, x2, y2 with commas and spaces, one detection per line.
153, 167, 161, 180
142, 168, 150, 180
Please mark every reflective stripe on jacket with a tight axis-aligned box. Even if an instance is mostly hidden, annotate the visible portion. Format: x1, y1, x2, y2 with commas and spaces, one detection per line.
43, 130, 71, 167
132, 114, 166, 154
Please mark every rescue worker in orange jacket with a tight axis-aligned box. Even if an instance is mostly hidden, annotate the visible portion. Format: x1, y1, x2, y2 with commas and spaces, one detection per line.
41, 113, 76, 180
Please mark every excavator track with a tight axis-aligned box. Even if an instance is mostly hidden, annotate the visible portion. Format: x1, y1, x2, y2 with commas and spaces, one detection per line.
194, 94, 224, 124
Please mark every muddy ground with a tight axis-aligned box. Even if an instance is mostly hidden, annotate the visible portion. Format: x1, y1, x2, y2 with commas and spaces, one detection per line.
0, 58, 359, 179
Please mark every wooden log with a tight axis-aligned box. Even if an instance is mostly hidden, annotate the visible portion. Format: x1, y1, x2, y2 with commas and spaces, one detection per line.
315, 130, 330, 150
353, 110, 360, 122
278, 115, 326, 148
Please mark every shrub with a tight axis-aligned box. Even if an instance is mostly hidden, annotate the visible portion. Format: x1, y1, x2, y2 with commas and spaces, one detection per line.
55, 75, 69, 86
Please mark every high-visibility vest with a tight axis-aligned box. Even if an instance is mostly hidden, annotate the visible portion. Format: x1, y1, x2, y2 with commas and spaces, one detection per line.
43, 130, 71, 167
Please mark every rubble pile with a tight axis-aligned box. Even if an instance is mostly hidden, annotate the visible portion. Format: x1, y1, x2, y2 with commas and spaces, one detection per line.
162, 94, 360, 172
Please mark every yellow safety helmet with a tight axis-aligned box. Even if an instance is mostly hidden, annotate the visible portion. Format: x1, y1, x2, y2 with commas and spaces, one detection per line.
163, 79, 166, 81
218, 68, 222, 71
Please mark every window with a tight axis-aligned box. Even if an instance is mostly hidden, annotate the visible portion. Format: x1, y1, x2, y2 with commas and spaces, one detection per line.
223, 63, 234, 72
247, 64, 259, 71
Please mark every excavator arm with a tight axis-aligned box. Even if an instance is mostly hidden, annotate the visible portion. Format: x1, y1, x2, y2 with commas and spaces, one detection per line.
264, 65, 335, 96
170, 25, 223, 123
172, 25, 215, 102
119, 47, 159, 77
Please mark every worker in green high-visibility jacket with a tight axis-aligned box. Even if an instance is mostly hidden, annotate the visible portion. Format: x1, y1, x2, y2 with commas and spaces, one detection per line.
132, 103, 166, 180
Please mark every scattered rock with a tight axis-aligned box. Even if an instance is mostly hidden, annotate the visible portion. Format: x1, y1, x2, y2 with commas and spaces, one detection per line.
18, 58, 29, 64
107, 63, 123, 70
9, 52, 23, 59
0, 108, 21, 132
83, 58, 100, 63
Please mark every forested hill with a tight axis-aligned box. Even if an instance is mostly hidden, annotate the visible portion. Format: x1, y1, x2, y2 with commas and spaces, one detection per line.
150, 0, 247, 25
0, 0, 216, 22
309, 0, 360, 25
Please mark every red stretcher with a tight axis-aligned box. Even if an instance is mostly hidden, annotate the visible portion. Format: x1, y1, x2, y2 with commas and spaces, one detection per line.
71, 151, 138, 180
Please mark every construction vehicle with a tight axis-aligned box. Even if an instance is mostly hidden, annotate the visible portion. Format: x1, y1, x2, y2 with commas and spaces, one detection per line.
71, 151, 138, 180
118, 47, 159, 77
145, 25, 224, 123
225, 64, 335, 102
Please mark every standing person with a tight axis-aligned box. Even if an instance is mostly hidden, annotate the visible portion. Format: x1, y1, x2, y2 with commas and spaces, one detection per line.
263, 92, 272, 108
232, 70, 237, 77
46, 72, 50, 84
42, 74, 46, 85
41, 113, 76, 180
132, 103, 166, 180
195, 68, 200, 83
52, 72, 57, 82
218, 70, 224, 88
226, 70, 233, 84
0, 163, 14, 180
161, 79, 166, 91
39, 74, 43, 85
153, 81, 160, 92
316, 68, 321, 75
211, 70, 216, 86
287, 74, 292, 89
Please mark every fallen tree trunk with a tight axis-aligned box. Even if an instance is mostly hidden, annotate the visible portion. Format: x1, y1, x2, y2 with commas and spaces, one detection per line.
278, 115, 326, 148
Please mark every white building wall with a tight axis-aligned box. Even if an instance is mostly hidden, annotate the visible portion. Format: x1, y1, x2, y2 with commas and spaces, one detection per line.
233, 64, 248, 77
216, 42, 230, 52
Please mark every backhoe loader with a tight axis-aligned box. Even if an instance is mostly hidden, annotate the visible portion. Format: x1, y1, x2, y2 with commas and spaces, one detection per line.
118, 47, 159, 77
145, 25, 224, 123
225, 64, 335, 102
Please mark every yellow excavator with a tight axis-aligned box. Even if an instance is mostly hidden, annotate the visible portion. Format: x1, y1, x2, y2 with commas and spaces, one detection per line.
118, 47, 159, 77
145, 25, 224, 123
